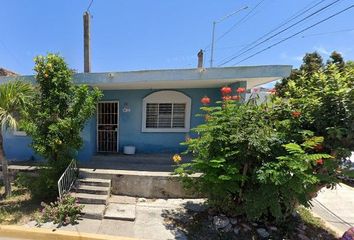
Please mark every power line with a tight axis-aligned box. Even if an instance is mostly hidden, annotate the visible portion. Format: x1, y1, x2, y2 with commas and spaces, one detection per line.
207, 27, 354, 53
215, 0, 266, 44
87, 0, 94, 12
232, 4, 354, 66
217, 0, 327, 64
203, 0, 266, 51
300, 27, 354, 37
218, 0, 342, 66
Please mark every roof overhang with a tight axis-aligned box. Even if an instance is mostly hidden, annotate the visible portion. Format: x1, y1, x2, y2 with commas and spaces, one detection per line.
0, 65, 292, 90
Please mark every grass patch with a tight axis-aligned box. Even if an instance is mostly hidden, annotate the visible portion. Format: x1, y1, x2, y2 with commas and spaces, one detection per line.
0, 184, 41, 225
342, 169, 354, 178
297, 206, 337, 237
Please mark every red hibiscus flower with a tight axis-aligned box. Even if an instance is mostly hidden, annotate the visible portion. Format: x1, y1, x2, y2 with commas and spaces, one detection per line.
222, 96, 232, 101
236, 87, 246, 94
232, 95, 240, 100
201, 96, 210, 105
221, 86, 232, 95
291, 111, 301, 118
316, 159, 324, 165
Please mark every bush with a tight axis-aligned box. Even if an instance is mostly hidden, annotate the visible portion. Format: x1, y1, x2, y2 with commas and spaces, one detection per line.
15, 160, 72, 200
176, 85, 339, 223
22, 54, 101, 200
36, 194, 83, 226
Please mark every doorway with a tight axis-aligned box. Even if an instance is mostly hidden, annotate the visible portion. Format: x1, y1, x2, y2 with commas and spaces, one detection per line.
97, 101, 119, 153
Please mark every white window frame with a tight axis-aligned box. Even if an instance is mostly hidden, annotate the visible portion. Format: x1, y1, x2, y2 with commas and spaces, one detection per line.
142, 91, 191, 133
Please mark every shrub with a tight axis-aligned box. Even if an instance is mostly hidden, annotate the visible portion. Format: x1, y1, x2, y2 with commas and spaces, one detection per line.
22, 54, 101, 199
36, 194, 83, 226
176, 86, 339, 222
16, 160, 74, 200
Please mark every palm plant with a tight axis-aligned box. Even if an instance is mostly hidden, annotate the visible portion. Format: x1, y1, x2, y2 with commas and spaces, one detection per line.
0, 80, 33, 197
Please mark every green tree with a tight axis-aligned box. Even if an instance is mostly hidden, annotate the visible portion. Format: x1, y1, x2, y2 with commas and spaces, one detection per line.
276, 52, 325, 96
23, 54, 102, 199
176, 91, 334, 222
283, 63, 354, 160
327, 51, 345, 71
299, 52, 324, 74
0, 81, 33, 197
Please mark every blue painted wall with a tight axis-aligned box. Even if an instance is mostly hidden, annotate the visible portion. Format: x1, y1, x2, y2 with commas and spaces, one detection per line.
4, 84, 245, 162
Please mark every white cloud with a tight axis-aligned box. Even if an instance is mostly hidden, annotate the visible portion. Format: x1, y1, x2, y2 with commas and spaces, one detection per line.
280, 52, 303, 62
313, 46, 331, 56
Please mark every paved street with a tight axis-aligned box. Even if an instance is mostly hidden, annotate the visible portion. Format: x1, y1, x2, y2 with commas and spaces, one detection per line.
311, 184, 354, 235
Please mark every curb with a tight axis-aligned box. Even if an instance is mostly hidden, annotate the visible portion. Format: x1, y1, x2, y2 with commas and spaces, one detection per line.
310, 210, 343, 238
0, 225, 141, 240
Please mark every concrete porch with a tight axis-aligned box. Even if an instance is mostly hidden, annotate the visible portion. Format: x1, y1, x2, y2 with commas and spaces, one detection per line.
81, 153, 192, 172
77, 153, 198, 198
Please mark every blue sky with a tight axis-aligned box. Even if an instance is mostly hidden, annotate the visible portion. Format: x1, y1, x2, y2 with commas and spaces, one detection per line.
1, 0, 353, 78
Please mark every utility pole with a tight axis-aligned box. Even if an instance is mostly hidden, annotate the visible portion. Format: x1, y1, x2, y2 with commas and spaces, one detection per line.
83, 11, 91, 73
209, 6, 248, 68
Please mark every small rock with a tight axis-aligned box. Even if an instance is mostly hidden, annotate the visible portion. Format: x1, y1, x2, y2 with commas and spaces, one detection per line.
241, 223, 252, 231
185, 203, 206, 212
268, 226, 278, 231
138, 198, 146, 202
233, 227, 240, 235
298, 233, 311, 240
222, 223, 233, 232
230, 218, 238, 225
257, 228, 270, 239
213, 215, 230, 229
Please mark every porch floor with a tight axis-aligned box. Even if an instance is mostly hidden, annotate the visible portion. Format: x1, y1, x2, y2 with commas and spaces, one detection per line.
80, 153, 192, 172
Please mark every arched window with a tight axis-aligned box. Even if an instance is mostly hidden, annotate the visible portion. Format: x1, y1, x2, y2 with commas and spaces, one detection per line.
142, 91, 191, 132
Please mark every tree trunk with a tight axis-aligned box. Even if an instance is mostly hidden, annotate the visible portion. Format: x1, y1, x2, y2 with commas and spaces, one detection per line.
0, 132, 11, 197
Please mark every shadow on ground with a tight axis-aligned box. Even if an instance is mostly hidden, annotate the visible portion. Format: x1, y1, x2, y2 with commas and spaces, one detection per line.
161, 202, 338, 240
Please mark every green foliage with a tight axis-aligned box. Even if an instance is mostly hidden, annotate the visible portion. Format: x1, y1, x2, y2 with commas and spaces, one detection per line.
22, 54, 102, 199
0, 80, 34, 131
176, 81, 344, 222
16, 160, 74, 200
0, 80, 34, 197
36, 194, 83, 226
279, 59, 354, 160
275, 51, 347, 97
24, 54, 102, 163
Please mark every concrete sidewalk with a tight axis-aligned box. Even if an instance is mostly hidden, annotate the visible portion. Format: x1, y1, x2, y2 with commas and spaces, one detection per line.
311, 184, 354, 235
25, 198, 206, 240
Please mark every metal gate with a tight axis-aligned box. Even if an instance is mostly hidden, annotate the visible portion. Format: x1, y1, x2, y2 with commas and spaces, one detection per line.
97, 101, 119, 153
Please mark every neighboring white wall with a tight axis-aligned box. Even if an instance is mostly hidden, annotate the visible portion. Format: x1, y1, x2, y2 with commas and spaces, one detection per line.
245, 92, 271, 104
142, 90, 191, 132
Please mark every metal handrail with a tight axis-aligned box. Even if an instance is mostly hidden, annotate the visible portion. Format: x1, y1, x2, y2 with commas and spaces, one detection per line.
58, 159, 78, 199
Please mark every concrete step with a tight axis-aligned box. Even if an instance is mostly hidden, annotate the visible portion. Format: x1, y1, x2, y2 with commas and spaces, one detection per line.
104, 203, 136, 221
79, 170, 113, 180
78, 178, 111, 187
75, 185, 110, 195
81, 204, 106, 220
72, 192, 109, 204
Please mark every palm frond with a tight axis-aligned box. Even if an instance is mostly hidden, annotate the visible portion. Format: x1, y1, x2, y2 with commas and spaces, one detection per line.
0, 80, 34, 131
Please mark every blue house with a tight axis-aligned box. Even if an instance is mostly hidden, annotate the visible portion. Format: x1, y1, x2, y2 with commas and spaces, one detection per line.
0, 65, 291, 162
